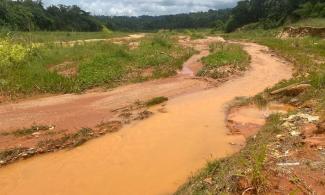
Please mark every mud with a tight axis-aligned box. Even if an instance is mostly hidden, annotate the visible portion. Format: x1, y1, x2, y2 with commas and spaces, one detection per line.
227, 103, 295, 138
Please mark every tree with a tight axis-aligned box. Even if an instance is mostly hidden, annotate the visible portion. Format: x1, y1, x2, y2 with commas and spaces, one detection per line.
0, 0, 102, 31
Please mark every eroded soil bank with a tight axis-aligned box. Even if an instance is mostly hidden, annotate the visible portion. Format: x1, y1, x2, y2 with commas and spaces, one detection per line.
0, 41, 292, 195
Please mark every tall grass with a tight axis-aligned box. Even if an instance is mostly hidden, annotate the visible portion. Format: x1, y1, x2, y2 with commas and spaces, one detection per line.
0, 31, 128, 43
287, 18, 325, 28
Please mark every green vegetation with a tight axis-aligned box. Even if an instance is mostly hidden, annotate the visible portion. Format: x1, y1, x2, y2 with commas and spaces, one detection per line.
101, 9, 231, 31
96, 1, 325, 33
176, 114, 282, 194
1, 31, 126, 43
1, 0, 323, 33
0, 0, 101, 31
224, 0, 325, 32
288, 18, 325, 28
0, 33, 193, 99
145, 96, 169, 107
223, 29, 325, 73
198, 43, 250, 79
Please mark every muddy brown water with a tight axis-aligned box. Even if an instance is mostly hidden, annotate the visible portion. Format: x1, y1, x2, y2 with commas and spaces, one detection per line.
0, 41, 292, 195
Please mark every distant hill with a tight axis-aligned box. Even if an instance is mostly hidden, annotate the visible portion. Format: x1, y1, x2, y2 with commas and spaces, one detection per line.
97, 9, 231, 31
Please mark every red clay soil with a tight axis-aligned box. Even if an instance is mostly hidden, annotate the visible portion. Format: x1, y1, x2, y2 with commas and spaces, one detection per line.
226, 104, 325, 195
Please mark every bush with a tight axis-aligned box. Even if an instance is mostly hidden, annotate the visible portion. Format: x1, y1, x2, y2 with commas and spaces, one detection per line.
0, 38, 33, 67
145, 96, 168, 106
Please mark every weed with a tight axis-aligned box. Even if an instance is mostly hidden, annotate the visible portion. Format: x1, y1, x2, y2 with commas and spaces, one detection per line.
0, 148, 27, 162
145, 96, 169, 106
310, 71, 325, 89
252, 94, 268, 109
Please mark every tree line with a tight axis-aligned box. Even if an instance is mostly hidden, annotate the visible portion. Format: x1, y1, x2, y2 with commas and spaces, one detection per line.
98, 9, 231, 31
224, 0, 325, 32
0, 0, 324, 32
0, 0, 102, 31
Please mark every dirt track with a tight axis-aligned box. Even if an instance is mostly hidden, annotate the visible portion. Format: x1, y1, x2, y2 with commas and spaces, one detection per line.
0, 37, 292, 195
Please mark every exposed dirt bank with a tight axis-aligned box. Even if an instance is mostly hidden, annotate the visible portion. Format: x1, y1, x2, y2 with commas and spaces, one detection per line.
0, 40, 292, 195
55, 33, 146, 47
227, 103, 294, 138
278, 26, 325, 39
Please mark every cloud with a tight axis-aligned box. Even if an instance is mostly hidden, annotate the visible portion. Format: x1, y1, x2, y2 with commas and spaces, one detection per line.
43, 0, 238, 16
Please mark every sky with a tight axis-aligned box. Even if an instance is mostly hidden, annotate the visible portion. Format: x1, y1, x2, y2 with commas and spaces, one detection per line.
43, 0, 239, 16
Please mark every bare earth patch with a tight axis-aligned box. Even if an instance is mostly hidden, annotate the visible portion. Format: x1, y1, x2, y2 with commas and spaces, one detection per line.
225, 103, 325, 195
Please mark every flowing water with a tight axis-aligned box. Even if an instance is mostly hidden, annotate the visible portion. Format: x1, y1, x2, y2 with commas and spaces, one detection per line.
0, 42, 292, 195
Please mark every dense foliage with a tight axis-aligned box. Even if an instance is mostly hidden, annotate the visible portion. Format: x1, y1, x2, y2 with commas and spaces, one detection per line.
225, 0, 325, 32
99, 9, 231, 31
0, 0, 102, 31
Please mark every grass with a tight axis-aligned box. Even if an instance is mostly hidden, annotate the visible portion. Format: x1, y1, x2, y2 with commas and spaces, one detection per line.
287, 18, 325, 28
0, 30, 128, 43
0, 33, 194, 99
197, 42, 250, 79
176, 114, 283, 195
145, 96, 169, 106
223, 29, 325, 74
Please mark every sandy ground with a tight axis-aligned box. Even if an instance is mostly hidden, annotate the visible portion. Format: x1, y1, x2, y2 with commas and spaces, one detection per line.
0, 38, 293, 195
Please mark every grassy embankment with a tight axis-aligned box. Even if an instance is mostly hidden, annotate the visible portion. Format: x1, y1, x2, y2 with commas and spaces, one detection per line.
197, 42, 250, 79
177, 23, 325, 194
0, 33, 193, 100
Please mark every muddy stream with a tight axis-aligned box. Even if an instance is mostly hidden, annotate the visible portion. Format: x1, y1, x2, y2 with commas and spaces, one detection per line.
0, 40, 292, 195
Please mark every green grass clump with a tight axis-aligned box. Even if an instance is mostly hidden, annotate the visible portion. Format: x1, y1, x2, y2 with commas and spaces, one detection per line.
198, 43, 250, 79
310, 71, 325, 89
145, 96, 169, 106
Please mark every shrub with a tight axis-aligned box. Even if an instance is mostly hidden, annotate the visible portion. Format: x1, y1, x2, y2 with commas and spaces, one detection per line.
0, 38, 33, 67
145, 96, 168, 106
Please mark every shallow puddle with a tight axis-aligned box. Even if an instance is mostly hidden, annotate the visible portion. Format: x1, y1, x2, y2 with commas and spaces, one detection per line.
0, 42, 292, 195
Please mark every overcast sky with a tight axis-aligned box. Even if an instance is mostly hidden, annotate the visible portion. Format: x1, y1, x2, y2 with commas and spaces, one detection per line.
43, 0, 239, 16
